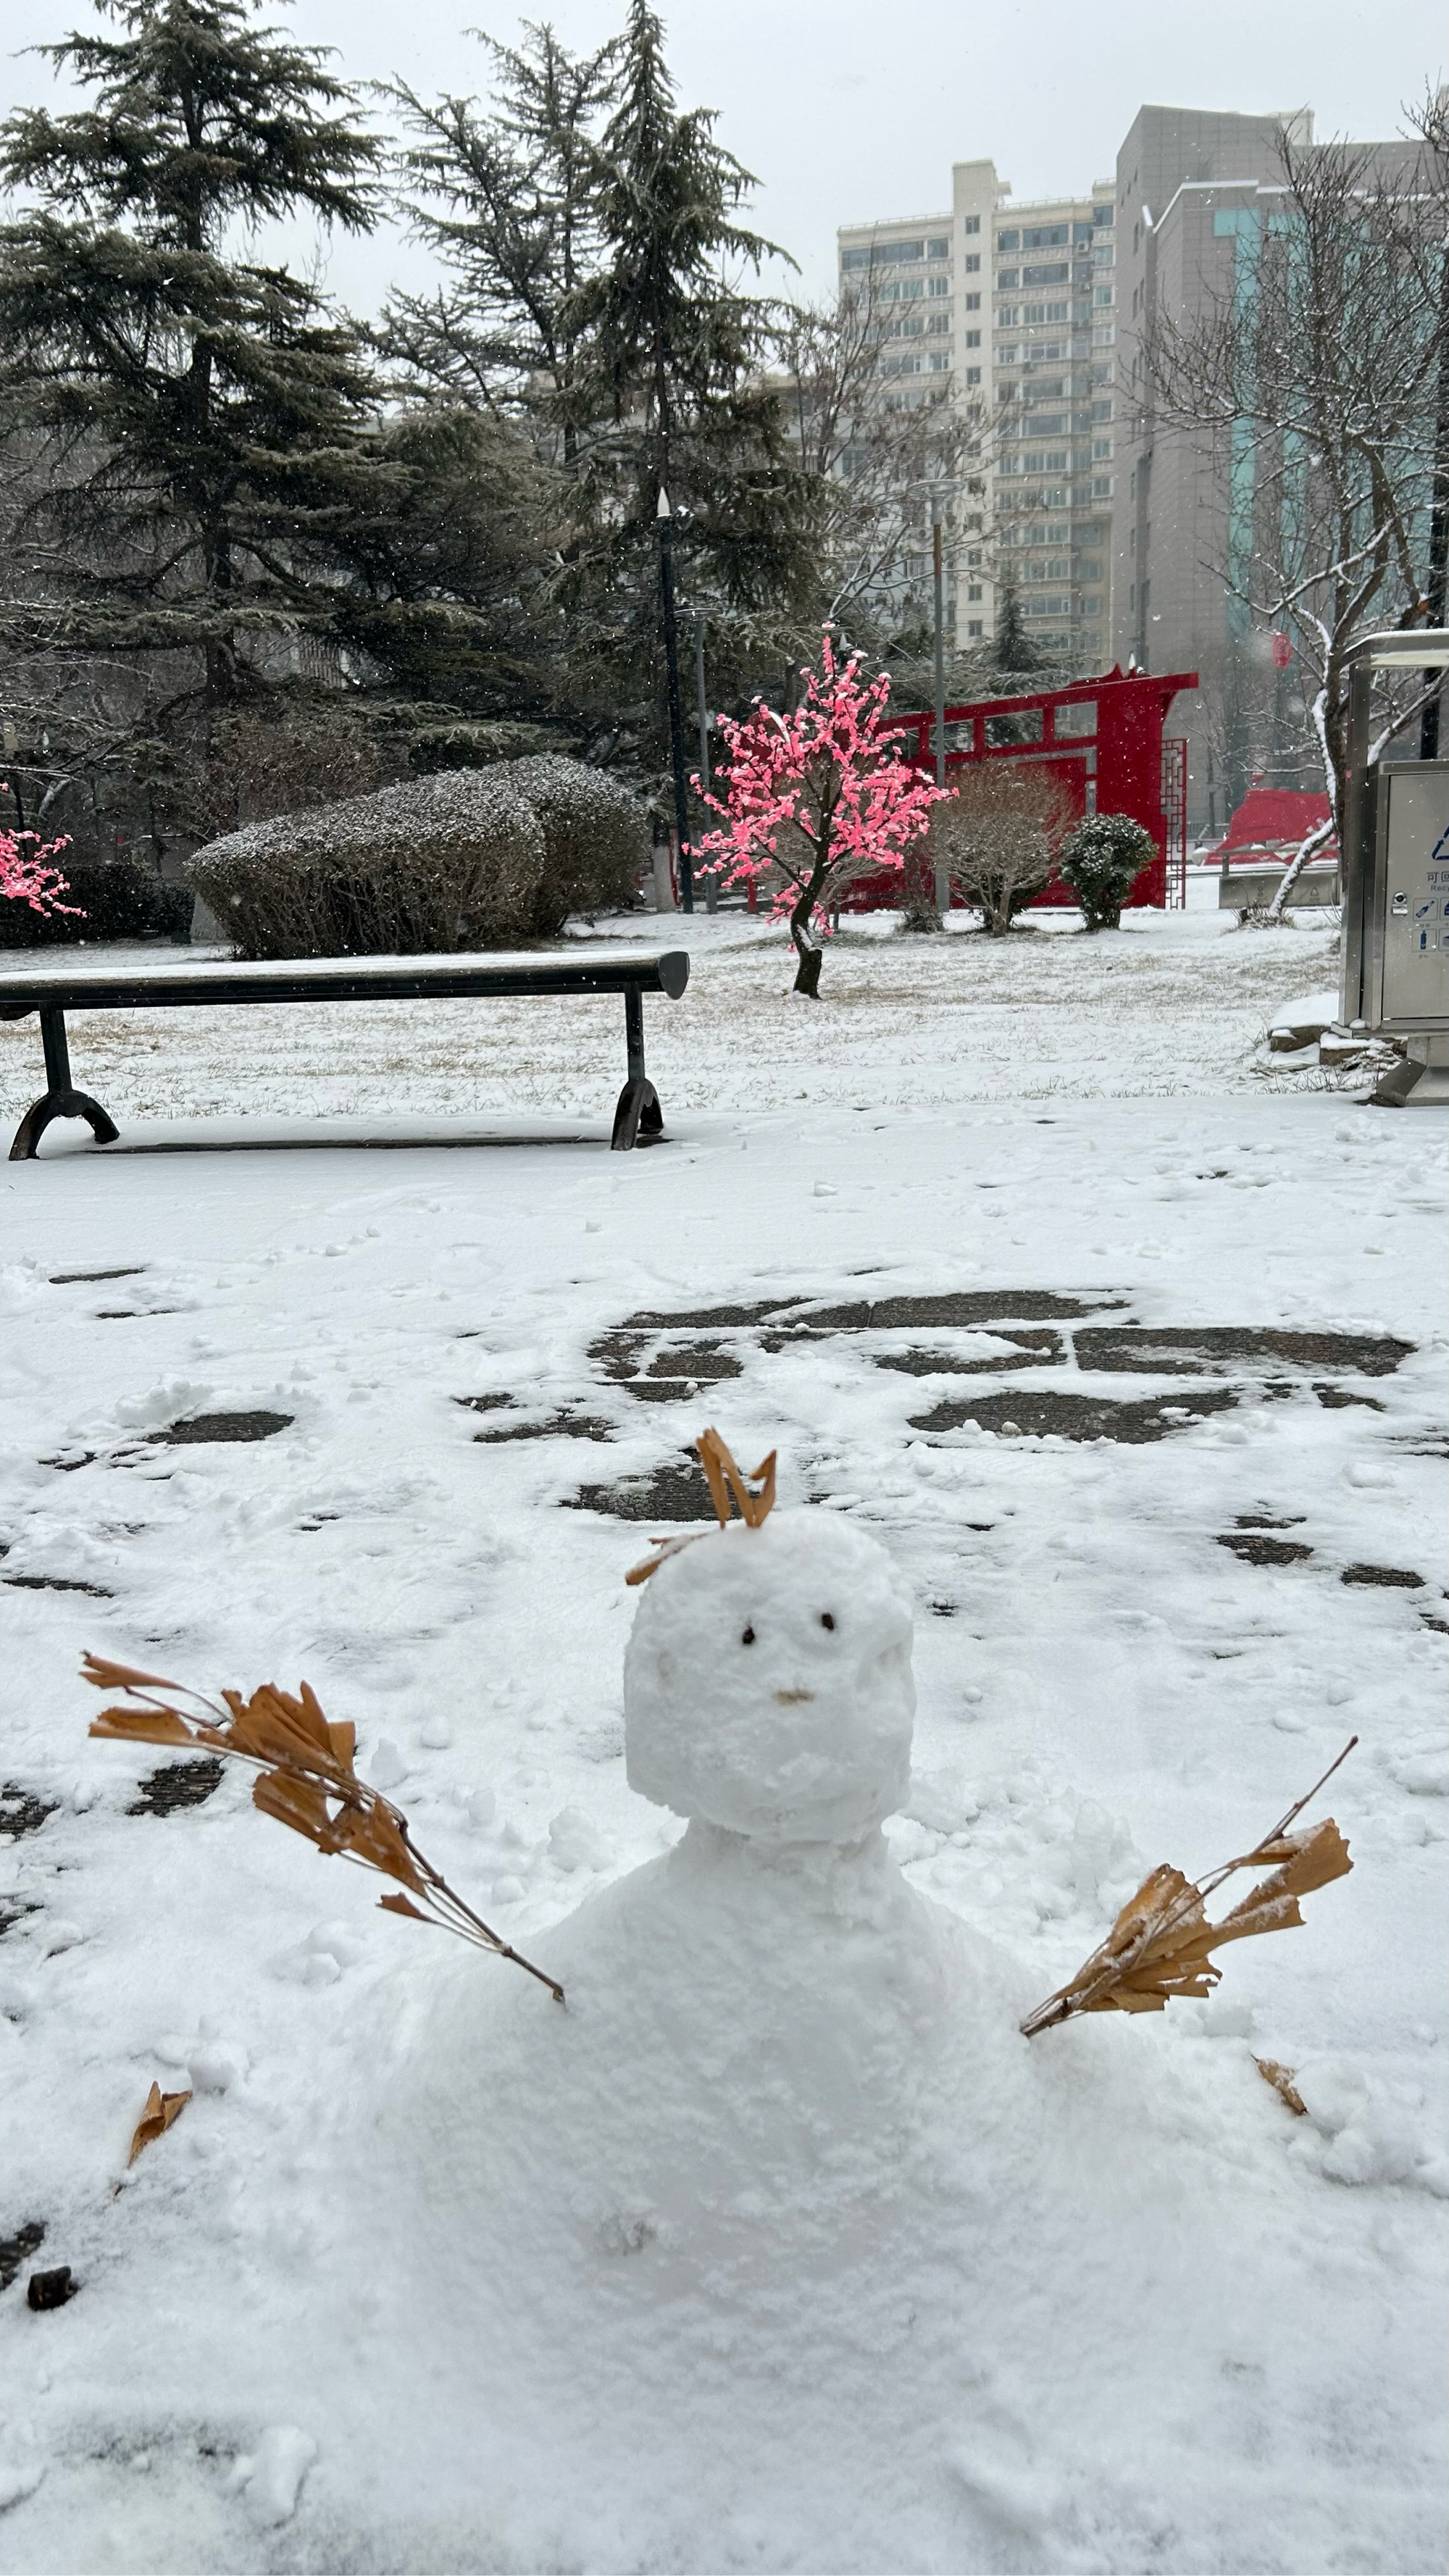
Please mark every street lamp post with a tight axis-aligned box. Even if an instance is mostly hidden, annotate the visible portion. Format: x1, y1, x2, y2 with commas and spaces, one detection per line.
656, 486, 694, 913
932, 491, 949, 914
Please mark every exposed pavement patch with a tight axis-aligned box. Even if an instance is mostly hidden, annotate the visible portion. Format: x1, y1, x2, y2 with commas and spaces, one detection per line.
127, 1758, 226, 1816
0, 1783, 59, 1841
907, 1389, 1240, 1444
1216, 1534, 1315, 1566
152, 1411, 293, 1446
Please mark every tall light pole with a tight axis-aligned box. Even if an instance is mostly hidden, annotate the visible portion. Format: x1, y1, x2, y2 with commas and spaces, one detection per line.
694, 612, 710, 793
932, 488, 949, 914
656, 486, 694, 912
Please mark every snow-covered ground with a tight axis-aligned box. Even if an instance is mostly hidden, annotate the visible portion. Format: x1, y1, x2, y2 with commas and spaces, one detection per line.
1, 895, 1445, 2574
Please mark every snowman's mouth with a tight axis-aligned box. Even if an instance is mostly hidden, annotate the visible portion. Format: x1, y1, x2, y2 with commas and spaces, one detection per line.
774, 1688, 816, 1705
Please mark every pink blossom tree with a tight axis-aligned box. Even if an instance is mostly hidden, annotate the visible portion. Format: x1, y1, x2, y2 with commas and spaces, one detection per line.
1, 796, 78, 921
693, 632, 945, 995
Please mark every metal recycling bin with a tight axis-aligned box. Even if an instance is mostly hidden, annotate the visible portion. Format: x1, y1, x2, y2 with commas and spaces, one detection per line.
1340, 630, 1449, 1104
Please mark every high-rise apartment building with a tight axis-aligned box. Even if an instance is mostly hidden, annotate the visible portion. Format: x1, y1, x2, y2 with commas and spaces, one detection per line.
838, 159, 1119, 664
841, 106, 1432, 832
1112, 104, 1422, 832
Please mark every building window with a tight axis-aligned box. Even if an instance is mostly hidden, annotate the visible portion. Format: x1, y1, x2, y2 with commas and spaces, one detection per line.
1073, 220, 1094, 243
964, 254, 980, 273
967, 619, 984, 637
964, 291, 980, 310
1023, 225, 1069, 248
967, 583, 982, 601
1093, 204, 1113, 227
928, 274, 950, 298
927, 313, 949, 335
928, 236, 948, 259
1092, 399, 1111, 421
964, 329, 980, 348
1084, 595, 1101, 614
1095, 285, 1114, 306
1093, 437, 1112, 459
996, 343, 1016, 365
965, 366, 981, 385
1093, 243, 1114, 267
997, 268, 1019, 288
996, 229, 1020, 251
964, 214, 980, 235
1093, 325, 1114, 348
1022, 263, 1069, 286
1024, 301, 1069, 325
996, 304, 1019, 325
929, 354, 949, 372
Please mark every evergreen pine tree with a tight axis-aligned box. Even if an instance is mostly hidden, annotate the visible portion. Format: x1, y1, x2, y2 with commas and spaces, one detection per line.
0, 0, 388, 821
578, 1, 816, 710
990, 583, 1051, 680
380, 25, 622, 467
385, 4, 821, 783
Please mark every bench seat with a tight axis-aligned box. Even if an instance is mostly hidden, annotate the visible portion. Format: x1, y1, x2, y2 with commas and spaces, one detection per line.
0, 945, 690, 1158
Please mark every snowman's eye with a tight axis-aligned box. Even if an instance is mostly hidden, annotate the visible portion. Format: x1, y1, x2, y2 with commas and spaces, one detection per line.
820, 1612, 836, 1631
741, 1624, 756, 1646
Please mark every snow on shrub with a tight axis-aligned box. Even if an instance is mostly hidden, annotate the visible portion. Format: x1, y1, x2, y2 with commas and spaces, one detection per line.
185, 758, 648, 959
1058, 811, 1158, 932
503, 756, 649, 935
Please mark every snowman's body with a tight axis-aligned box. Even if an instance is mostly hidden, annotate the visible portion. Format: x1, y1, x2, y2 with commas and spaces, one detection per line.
393, 1511, 1038, 2301
275, 1507, 1400, 2568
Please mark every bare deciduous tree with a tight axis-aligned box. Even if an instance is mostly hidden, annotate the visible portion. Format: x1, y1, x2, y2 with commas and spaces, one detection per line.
1145, 114, 1449, 913
774, 280, 970, 647
925, 761, 1072, 936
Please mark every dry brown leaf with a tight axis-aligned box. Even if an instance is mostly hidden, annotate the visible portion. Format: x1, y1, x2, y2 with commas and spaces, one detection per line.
89, 1706, 196, 1747
378, 1891, 429, 1920
128, 2081, 191, 2165
82, 1652, 183, 1694
1021, 1744, 1357, 2039
625, 1531, 707, 1587
1255, 2057, 1308, 2115
251, 1768, 332, 1844
1211, 1820, 1353, 1944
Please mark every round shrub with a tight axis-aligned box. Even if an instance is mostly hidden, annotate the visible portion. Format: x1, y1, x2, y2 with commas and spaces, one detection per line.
185, 758, 648, 960
1058, 812, 1158, 931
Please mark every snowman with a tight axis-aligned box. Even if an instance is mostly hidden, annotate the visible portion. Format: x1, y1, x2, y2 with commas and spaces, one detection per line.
383, 1442, 1039, 2330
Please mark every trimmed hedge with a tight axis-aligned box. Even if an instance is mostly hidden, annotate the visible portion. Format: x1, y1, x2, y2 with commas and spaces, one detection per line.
185, 756, 648, 959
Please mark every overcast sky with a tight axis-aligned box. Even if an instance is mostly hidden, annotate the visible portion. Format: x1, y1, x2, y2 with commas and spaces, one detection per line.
4, 0, 1445, 317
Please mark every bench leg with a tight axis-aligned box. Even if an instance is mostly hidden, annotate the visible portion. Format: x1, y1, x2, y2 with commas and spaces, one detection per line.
8, 1006, 120, 1161
611, 986, 665, 1150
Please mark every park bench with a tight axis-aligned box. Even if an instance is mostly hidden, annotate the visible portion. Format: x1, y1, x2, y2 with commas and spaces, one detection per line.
0, 945, 690, 1160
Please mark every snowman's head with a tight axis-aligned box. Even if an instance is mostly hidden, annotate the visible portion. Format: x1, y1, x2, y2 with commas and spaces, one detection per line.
624, 1509, 915, 1843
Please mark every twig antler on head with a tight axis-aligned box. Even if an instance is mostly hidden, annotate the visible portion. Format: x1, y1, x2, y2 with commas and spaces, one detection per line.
625, 1428, 778, 1586
694, 1429, 777, 1529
